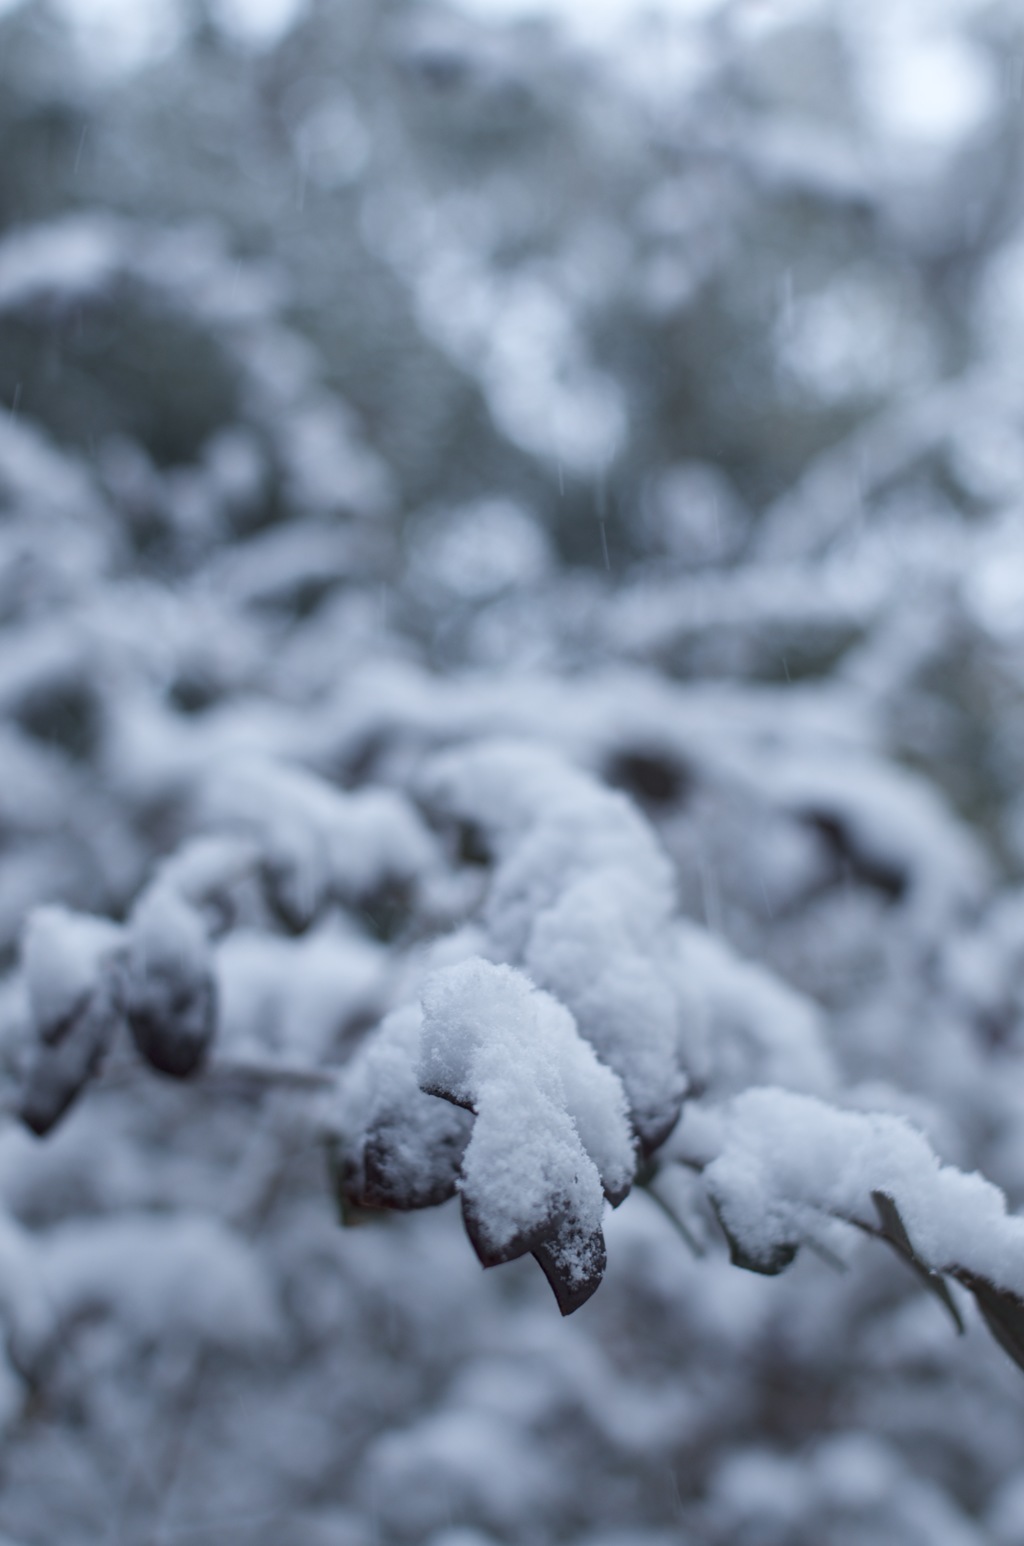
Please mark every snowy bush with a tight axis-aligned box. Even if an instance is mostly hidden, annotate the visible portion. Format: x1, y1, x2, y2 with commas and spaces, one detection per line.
3, 0, 1024, 1541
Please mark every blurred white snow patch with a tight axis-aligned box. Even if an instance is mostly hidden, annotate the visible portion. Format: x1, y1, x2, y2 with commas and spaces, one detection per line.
576, 1536, 680, 1546
210, 514, 375, 611
814, 1432, 898, 1511
710, 1448, 805, 1531
289, 93, 370, 190
642, 461, 748, 565
0, 216, 124, 313
479, 276, 627, 474
203, 426, 268, 514
22, 906, 122, 1040
988, 1472, 1024, 1545
0, 416, 110, 536
289, 1512, 375, 1546
709, 1432, 986, 1544
703, 1089, 1024, 1293
754, 748, 990, 926
422, 739, 689, 1147
53, 0, 306, 62
129, 885, 208, 988
673, 921, 835, 1097
52, 0, 183, 75
420, 957, 634, 1249
202, 756, 438, 920
776, 268, 937, 407
363, 1405, 557, 1534
42, 1214, 278, 1349
426, 1531, 500, 1546
965, 520, 1024, 640
974, 237, 1024, 382
208, 0, 308, 49
364, 194, 627, 477
0, 1211, 51, 1359
279, 397, 394, 519
217, 924, 388, 1061
408, 498, 553, 603
436, 267, 625, 475
856, 23, 995, 151
453, 0, 725, 43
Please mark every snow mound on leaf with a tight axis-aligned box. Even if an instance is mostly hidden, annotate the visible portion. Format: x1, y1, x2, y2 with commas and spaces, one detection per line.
22, 905, 122, 1040
202, 755, 437, 922
420, 958, 634, 1271
421, 741, 690, 1151
331, 1004, 472, 1212
700, 1088, 1024, 1292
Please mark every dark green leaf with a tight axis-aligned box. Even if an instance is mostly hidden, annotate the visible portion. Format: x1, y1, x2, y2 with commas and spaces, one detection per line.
870, 1192, 964, 1334
953, 1271, 1024, 1375
533, 1225, 607, 1316
710, 1198, 798, 1276
20, 984, 121, 1136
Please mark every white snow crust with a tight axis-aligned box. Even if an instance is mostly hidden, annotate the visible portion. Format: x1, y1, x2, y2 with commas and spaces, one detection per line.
41, 1212, 277, 1349
22, 905, 123, 1041
699, 1088, 1024, 1293
420, 958, 634, 1260
127, 884, 210, 990
331, 1004, 473, 1210
422, 741, 690, 1149
202, 755, 437, 920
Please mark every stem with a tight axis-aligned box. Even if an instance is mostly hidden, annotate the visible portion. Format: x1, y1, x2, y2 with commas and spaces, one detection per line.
640, 1176, 707, 1258
199, 1056, 339, 1092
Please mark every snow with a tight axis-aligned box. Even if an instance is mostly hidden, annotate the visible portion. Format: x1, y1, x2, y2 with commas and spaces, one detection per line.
206, 0, 308, 50
0, 216, 124, 313
672, 922, 835, 1097
856, 28, 994, 152
278, 397, 394, 520
452, 0, 726, 44
208, 516, 375, 613
524, 872, 687, 1149
123, 885, 216, 1077
364, 1404, 556, 1536
420, 958, 633, 1272
330, 1004, 473, 1212
4, 0, 1024, 1531
707, 1433, 987, 1546
753, 751, 990, 928
41, 1213, 277, 1349
407, 498, 553, 605
0, 415, 112, 532
366, 207, 628, 477
217, 923, 388, 1064
201, 756, 438, 923
153, 835, 258, 915
128, 885, 210, 994
18, 906, 127, 1136
21, 906, 122, 1042
696, 1089, 1024, 1295
422, 741, 690, 1149
0, 1209, 51, 1363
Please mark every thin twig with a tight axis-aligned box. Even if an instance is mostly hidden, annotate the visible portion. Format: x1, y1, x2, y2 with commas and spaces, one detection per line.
640, 1177, 707, 1257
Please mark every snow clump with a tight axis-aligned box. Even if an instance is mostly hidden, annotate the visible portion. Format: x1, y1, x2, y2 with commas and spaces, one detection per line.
421, 740, 692, 1152
420, 956, 634, 1310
